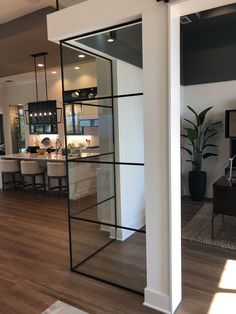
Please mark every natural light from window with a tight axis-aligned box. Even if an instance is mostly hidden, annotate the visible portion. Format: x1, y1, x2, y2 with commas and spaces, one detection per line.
208, 259, 236, 313
218, 259, 236, 290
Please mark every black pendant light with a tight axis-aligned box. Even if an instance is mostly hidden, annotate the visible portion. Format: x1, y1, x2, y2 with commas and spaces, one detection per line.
24, 52, 62, 125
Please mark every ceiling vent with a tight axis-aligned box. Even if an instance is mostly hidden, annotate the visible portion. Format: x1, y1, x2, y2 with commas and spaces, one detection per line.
180, 16, 192, 25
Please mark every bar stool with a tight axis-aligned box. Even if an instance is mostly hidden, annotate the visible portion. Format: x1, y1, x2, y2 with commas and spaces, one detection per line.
47, 162, 67, 197
20, 160, 45, 192
1, 159, 21, 191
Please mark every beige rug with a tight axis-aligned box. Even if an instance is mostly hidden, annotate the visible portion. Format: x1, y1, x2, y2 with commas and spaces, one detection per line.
41, 301, 88, 314
182, 203, 236, 250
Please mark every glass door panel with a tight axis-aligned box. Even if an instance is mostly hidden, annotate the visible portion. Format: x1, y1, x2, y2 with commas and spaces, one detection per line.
61, 20, 145, 294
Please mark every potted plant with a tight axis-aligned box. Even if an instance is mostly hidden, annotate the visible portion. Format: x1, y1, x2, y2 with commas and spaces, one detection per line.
181, 106, 220, 201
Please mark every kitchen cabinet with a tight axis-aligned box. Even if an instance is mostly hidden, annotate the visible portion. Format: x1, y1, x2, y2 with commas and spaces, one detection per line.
65, 103, 98, 135
28, 100, 59, 134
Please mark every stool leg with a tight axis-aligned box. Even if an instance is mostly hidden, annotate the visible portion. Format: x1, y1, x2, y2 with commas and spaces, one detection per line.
12, 174, 15, 191
2, 173, 5, 191
22, 176, 25, 191
32, 176, 35, 193
43, 174, 46, 191
59, 177, 63, 197
48, 177, 51, 191
20, 174, 23, 190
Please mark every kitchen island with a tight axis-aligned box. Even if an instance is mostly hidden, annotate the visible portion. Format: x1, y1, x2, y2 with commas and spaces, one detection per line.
1, 152, 66, 162
0, 152, 99, 198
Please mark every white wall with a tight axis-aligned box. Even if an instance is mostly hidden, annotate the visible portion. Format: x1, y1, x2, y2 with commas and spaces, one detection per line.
48, 1, 173, 313
64, 61, 97, 90
181, 80, 235, 197
114, 59, 144, 240
96, 58, 113, 153
96, 57, 115, 233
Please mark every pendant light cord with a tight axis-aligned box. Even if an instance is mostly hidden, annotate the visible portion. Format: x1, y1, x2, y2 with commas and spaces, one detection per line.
31, 52, 48, 101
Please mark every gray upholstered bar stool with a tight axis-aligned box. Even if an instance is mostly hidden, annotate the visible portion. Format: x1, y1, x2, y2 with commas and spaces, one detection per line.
1, 159, 21, 190
20, 160, 45, 192
47, 162, 67, 197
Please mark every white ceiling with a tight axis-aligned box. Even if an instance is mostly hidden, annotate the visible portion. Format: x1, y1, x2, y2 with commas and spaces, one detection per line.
0, 0, 56, 24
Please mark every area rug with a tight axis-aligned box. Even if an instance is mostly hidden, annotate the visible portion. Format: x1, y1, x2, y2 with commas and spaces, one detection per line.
41, 301, 88, 314
182, 203, 236, 250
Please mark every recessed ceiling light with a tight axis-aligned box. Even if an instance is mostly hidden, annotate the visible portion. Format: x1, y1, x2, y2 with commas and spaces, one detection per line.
37, 63, 44, 67
78, 54, 86, 58
107, 31, 116, 43
75, 66, 80, 70
51, 71, 57, 74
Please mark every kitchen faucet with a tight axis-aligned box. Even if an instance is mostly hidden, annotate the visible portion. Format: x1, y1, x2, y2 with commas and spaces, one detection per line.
55, 138, 62, 153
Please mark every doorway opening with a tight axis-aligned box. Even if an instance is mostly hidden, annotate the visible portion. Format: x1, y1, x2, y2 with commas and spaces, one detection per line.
60, 20, 146, 294
179, 2, 236, 312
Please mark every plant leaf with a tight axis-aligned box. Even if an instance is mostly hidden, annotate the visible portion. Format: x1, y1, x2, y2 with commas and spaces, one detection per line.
186, 128, 198, 141
204, 121, 221, 135
187, 106, 201, 126
208, 121, 221, 126
181, 147, 192, 155
181, 134, 195, 146
184, 118, 198, 130
203, 131, 218, 145
202, 152, 218, 159
198, 106, 213, 125
202, 143, 218, 149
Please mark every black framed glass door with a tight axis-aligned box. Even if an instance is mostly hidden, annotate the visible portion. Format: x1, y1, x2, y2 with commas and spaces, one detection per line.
61, 20, 145, 294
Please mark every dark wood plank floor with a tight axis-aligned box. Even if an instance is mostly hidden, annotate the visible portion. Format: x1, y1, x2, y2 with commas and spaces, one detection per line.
178, 197, 236, 314
70, 193, 146, 294
0, 191, 235, 313
0, 190, 156, 314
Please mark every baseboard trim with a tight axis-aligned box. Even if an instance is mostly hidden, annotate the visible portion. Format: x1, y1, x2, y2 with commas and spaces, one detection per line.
116, 214, 145, 241
144, 288, 170, 314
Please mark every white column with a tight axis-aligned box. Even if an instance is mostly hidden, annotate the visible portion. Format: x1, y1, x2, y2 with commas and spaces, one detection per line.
143, 4, 177, 314
47, 1, 182, 313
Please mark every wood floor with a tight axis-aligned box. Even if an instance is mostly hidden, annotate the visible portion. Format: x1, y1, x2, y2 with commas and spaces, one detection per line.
178, 198, 236, 314
0, 190, 155, 314
0, 191, 235, 313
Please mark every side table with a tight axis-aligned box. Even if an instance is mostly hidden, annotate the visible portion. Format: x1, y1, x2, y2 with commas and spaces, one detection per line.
212, 176, 236, 237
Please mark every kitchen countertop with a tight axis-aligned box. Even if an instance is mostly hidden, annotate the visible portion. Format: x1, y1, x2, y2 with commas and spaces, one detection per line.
0, 152, 66, 162
0, 151, 101, 162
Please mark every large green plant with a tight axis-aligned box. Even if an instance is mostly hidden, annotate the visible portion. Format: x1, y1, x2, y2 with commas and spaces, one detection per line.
181, 106, 219, 172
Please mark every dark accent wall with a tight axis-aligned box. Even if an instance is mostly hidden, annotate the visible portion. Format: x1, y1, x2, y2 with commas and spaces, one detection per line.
77, 24, 142, 69
181, 23, 236, 86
